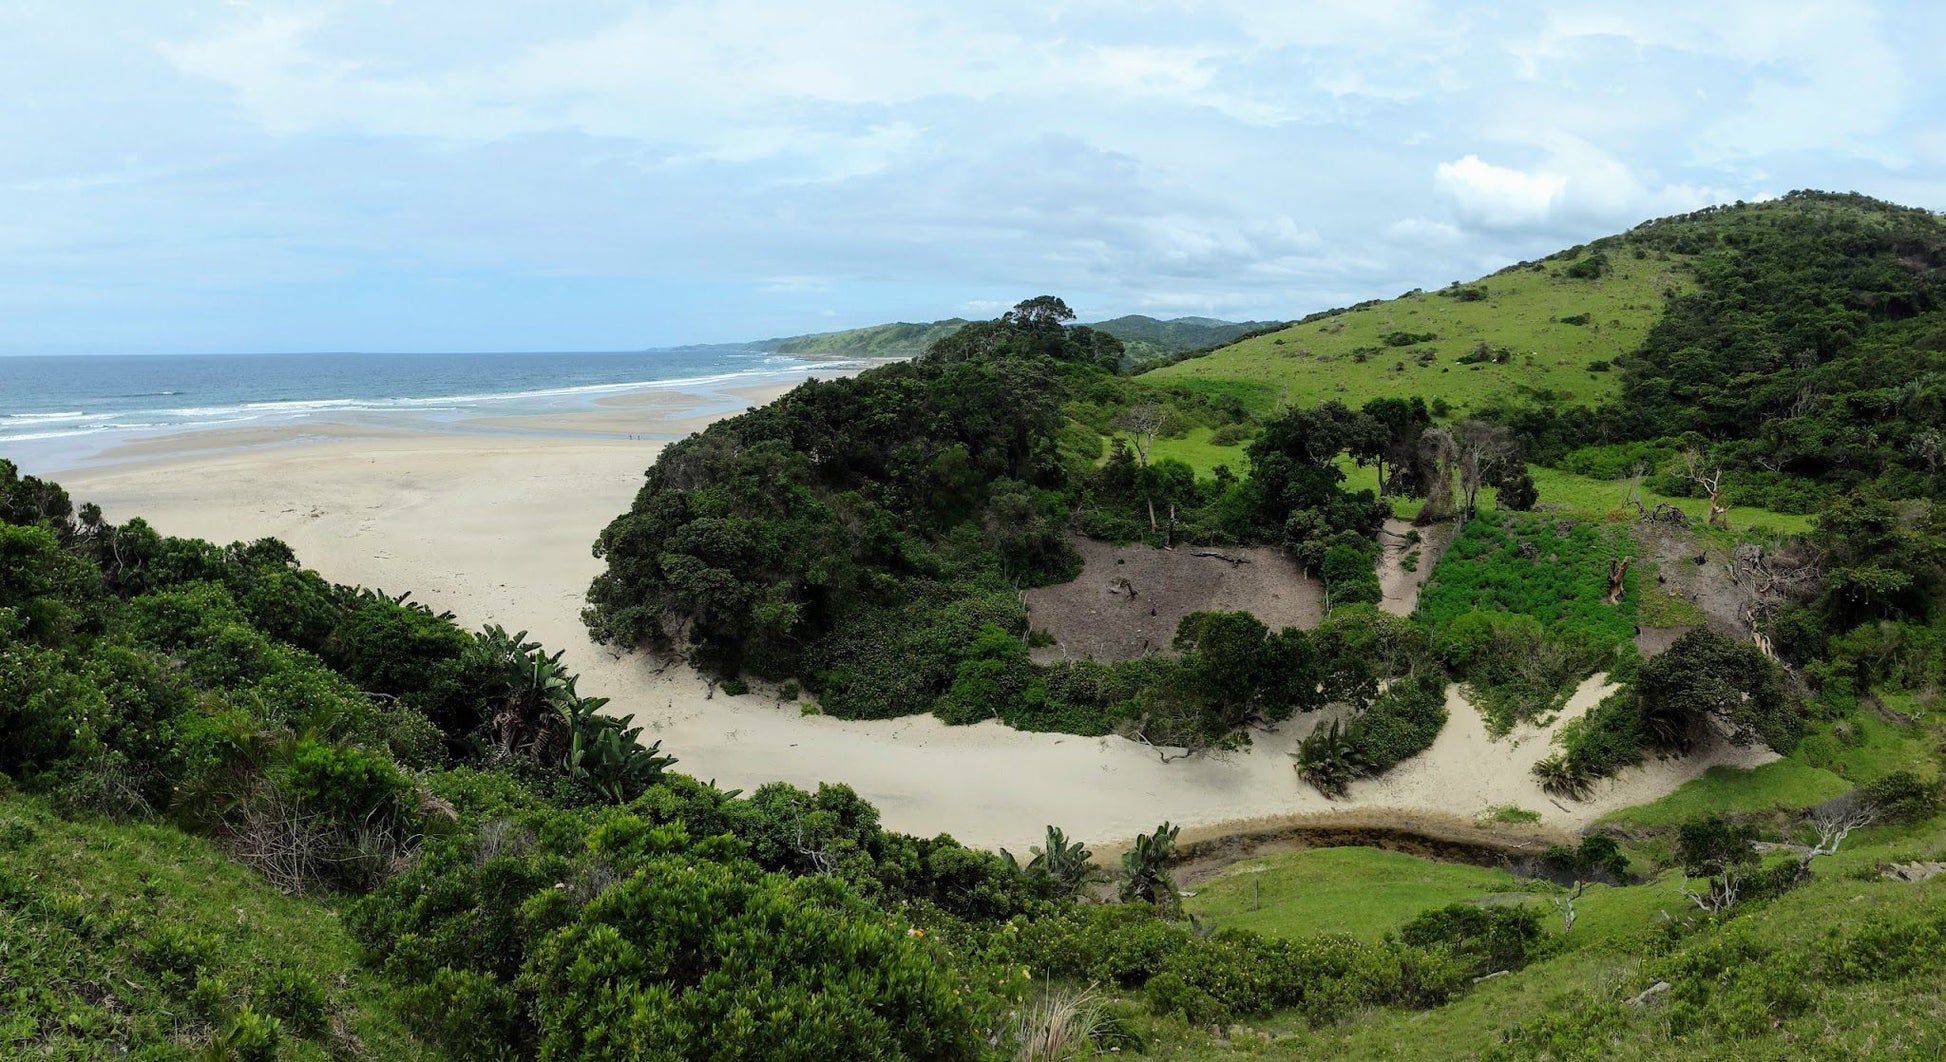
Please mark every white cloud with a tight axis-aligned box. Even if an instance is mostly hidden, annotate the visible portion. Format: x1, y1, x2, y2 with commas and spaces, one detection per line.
1434, 155, 1566, 229
1386, 218, 1464, 244
1434, 141, 1742, 234
0, 0, 1935, 352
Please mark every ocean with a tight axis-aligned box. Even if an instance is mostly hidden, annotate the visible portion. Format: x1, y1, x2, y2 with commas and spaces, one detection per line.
0, 348, 851, 472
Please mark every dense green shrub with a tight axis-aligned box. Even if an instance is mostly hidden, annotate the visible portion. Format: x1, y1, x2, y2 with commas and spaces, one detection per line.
1011, 904, 1462, 1028
1537, 689, 1646, 798
1437, 609, 1617, 734
1399, 903, 1549, 979
1419, 514, 1637, 644
1296, 670, 1449, 796
1638, 628, 1800, 752
1861, 770, 1943, 824
1539, 834, 1631, 883
351, 798, 1006, 1058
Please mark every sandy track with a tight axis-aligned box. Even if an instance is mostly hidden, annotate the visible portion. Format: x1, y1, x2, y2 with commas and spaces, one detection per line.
55, 420, 1772, 852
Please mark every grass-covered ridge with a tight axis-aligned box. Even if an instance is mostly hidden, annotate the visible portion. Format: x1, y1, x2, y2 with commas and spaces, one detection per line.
1145, 243, 1689, 415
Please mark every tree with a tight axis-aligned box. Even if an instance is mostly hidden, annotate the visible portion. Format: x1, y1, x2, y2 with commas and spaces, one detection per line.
1679, 449, 1730, 529
1675, 814, 1759, 914
1453, 419, 1519, 521
1114, 403, 1168, 467
1002, 295, 1077, 332
1636, 627, 1798, 752
1172, 610, 1274, 726
1415, 428, 1458, 525
1496, 470, 1538, 512
1358, 398, 1432, 497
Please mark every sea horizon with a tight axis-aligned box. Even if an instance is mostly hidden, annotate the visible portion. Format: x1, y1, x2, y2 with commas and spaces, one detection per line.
0, 347, 877, 472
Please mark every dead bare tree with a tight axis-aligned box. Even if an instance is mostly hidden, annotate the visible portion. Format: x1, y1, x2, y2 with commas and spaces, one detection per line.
1799, 802, 1877, 865
1680, 449, 1730, 529
792, 817, 841, 876
1679, 871, 1741, 916
1731, 543, 1824, 662
1113, 403, 1168, 468
1603, 556, 1633, 606
1620, 463, 1648, 515
1554, 881, 1589, 934
1415, 427, 1458, 525
1453, 420, 1517, 522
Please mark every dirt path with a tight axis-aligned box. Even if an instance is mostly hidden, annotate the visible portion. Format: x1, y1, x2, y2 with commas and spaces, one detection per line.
1377, 517, 1451, 617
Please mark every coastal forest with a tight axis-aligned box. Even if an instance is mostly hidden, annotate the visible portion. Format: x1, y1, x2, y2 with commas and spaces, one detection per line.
4, 190, 1946, 1058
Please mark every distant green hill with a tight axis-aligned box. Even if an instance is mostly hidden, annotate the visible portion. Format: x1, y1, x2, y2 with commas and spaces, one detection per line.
761, 318, 972, 358
690, 313, 1274, 364
1087, 314, 1284, 367
1144, 244, 1689, 416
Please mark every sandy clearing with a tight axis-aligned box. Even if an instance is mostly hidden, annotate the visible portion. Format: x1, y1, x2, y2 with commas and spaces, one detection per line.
53, 419, 1773, 853
1024, 537, 1322, 664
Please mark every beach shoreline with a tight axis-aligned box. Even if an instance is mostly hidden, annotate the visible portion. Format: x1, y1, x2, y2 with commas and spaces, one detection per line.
44, 384, 1771, 852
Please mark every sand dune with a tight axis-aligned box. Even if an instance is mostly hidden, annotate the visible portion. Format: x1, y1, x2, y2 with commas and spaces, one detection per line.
57, 400, 1774, 852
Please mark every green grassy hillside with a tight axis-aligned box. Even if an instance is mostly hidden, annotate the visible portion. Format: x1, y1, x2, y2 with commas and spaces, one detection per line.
1156, 704, 1946, 1059
0, 793, 435, 1058
1183, 847, 1525, 941
1145, 247, 1692, 415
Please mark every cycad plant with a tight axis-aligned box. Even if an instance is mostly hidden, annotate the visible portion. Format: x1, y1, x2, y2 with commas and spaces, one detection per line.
1002, 825, 1103, 899
1533, 751, 1594, 799
1296, 717, 1371, 797
1118, 821, 1181, 914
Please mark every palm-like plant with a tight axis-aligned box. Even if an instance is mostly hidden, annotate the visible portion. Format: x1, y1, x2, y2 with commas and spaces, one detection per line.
1296, 718, 1371, 797
561, 695, 675, 803
1002, 826, 1103, 900
469, 625, 674, 803
1533, 752, 1594, 799
1118, 822, 1181, 913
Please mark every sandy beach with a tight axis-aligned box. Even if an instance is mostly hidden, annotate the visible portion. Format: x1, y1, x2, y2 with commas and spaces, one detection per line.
48, 388, 1773, 852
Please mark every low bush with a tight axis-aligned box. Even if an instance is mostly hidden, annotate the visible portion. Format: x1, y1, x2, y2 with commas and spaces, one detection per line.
1398, 903, 1549, 979
1297, 671, 1449, 797
1861, 770, 1943, 823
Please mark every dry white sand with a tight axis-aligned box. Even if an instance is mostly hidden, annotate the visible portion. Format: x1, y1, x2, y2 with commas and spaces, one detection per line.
55, 402, 1775, 852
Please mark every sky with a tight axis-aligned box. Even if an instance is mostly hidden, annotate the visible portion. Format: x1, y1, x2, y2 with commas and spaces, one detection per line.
3, 1, 1944, 354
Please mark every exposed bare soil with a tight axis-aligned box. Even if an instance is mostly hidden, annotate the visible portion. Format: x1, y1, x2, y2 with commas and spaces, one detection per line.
1161, 809, 1573, 887
1632, 521, 1767, 657
1024, 536, 1324, 663
1378, 516, 1452, 617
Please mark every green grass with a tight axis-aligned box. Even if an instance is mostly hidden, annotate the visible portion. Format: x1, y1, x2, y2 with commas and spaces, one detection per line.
1146, 250, 1692, 416
1477, 804, 1542, 826
1599, 760, 1854, 828
1153, 864, 1946, 1059
1182, 847, 1524, 940
1114, 426, 1250, 478
0, 794, 434, 1058
1797, 709, 1941, 785
1148, 785, 1946, 1060
1527, 465, 1815, 537
1636, 578, 1707, 627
